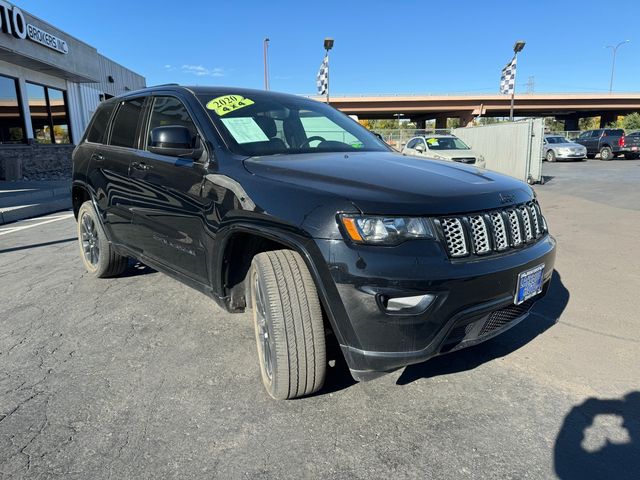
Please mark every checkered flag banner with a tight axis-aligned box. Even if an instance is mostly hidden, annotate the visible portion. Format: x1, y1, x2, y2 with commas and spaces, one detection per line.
317, 55, 328, 95
500, 55, 517, 94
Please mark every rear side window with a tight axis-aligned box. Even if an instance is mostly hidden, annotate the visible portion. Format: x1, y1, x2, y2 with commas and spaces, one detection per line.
86, 103, 116, 144
109, 98, 145, 148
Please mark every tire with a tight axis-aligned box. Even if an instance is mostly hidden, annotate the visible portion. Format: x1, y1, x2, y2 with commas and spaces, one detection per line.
77, 201, 128, 278
587, 153, 596, 159
600, 146, 613, 161
545, 150, 557, 162
250, 249, 326, 400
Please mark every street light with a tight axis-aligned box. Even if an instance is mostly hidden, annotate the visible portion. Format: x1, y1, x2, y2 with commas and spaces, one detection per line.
509, 40, 526, 121
263, 37, 270, 90
323, 38, 334, 103
606, 40, 630, 93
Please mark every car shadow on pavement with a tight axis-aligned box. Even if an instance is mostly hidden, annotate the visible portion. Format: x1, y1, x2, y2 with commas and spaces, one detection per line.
554, 391, 640, 480
120, 259, 157, 277
395, 270, 569, 386
0, 237, 77, 254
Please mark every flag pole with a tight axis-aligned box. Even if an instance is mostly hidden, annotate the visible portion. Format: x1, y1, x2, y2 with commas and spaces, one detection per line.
325, 50, 330, 104
323, 38, 334, 104
509, 40, 526, 122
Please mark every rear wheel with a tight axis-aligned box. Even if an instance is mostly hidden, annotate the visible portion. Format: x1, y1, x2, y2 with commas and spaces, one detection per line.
600, 146, 613, 160
545, 150, 557, 162
250, 249, 326, 399
77, 201, 128, 278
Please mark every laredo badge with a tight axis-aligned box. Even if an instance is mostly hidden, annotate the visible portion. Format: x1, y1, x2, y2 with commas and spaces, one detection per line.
206, 95, 254, 116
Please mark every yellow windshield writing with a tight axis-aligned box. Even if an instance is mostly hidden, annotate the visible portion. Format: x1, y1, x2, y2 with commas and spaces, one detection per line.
206, 95, 254, 116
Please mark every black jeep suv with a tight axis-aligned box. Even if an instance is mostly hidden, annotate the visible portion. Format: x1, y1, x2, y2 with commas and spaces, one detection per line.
72, 86, 556, 399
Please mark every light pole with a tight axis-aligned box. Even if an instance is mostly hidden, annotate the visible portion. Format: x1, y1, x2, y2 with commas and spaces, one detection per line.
263, 37, 270, 90
323, 37, 334, 103
606, 40, 629, 93
509, 40, 525, 122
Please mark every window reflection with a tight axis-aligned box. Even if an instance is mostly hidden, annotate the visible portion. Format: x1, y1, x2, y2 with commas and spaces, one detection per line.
0, 75, 25, 144
26, 82, 71, 144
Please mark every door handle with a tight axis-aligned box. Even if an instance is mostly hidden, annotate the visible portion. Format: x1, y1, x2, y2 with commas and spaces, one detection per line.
91, 153, 104, 162
131, 161, 151, 171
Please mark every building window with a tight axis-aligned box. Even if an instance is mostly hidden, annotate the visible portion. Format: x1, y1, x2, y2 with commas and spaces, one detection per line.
0, 74, 26, 144
26, 82, 71, 144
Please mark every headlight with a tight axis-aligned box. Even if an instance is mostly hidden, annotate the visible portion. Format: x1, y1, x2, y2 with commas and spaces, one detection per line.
339, 215, 435, 245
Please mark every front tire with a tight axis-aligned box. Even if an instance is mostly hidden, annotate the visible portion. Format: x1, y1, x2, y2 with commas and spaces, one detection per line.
250, 250, 326, 400
77, 201, 128, 278
546, 150, 557, 162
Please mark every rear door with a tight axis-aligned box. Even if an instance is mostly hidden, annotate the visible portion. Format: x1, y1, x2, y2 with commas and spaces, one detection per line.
128, 94, 210, 284
88, 97, 146, 247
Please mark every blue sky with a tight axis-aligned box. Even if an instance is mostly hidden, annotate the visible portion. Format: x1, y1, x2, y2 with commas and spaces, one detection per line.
21, 0, 640, 95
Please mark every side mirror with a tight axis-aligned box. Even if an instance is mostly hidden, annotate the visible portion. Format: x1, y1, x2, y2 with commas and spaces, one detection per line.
148, 125, 203, 159
415, 143, 426, 153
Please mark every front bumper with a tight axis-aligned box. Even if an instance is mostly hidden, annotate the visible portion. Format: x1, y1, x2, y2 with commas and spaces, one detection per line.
313, 235, 556, 378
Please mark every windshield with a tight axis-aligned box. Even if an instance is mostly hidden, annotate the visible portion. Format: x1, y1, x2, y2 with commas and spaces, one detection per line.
424, 137, 470, 150
547, 136, 569, 144
197, 91, 389, 156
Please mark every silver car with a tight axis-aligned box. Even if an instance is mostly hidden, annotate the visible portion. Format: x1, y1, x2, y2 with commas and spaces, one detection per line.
402, 135, 486, 168
543, 135, 587, 162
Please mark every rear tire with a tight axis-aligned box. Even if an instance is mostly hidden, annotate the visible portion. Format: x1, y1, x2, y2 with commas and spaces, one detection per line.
250, 249, 326, 400
77, 201, 128, 278
600, 146, 613, 160
545, 150, 557, 162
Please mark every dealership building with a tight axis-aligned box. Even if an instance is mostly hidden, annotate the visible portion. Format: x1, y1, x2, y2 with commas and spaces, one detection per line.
0, 2, 146, 180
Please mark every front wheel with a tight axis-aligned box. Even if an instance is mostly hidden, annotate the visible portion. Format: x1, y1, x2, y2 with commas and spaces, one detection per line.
250, 250, 326, 399
600, 146, 613, 161
546, 150, 557, 162
76, 201, 128, 278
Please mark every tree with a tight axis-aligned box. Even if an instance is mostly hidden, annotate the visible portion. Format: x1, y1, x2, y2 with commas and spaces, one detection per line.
621, 112, 640, 131
579, 117, 600, 131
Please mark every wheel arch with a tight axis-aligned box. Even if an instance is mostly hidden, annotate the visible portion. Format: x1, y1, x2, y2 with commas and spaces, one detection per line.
71, 182, 91, 219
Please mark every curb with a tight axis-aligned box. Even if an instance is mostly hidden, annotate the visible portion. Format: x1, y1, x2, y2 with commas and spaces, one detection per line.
0, 196, 72, 225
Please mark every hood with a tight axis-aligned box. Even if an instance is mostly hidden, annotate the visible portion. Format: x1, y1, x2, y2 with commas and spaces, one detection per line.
243, 151, 533, 215
553, 142, 585, 148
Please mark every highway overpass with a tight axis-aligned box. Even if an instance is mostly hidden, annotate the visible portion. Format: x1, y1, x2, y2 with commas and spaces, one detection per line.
316, 93, 640, 130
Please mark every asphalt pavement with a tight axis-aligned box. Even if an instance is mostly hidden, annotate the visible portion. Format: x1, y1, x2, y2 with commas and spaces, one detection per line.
0, 159, 638, 479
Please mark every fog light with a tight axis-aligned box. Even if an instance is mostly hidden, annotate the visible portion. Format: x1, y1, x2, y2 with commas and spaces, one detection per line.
385, 294, 435, 313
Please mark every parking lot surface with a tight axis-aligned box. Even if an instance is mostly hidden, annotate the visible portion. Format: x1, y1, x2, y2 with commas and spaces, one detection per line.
1, 159, 639, 479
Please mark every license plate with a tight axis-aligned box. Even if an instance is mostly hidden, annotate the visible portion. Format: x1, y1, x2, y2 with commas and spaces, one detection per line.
632, 146, 638, 151
515, 264, 544, 305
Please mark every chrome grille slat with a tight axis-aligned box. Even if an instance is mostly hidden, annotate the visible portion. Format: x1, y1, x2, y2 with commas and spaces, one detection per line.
469, 215, 490, 254
507, 209, 523, 246
490, 212, 508, 251
441, 217, 468, 257
439, 201, 546, 259
519, 206, 534, 241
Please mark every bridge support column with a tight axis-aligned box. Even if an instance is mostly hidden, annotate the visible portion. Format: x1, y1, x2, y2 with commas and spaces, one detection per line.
599, 112, 617, 128
459, 112, 475, 127
561, 115, 579, 131
435, 116, 447, 130
414, 118, 426, 129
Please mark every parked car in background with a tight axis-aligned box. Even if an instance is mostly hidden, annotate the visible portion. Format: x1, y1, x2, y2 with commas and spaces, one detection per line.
542, 135, 586, 162
402, 135, 486, 168
573, 128, 639, 160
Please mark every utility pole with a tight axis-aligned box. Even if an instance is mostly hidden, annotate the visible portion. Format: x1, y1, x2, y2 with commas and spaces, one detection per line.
263, 37, 270, 90
606, 40, 629, 93
525, 76, 535, 93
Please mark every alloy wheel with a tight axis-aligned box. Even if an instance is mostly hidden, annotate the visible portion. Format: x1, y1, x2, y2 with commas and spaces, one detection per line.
253, 272, 274, 381
80, 213, 100, 266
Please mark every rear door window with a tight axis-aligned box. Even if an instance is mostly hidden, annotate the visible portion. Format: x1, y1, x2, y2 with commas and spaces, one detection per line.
86, 102, 116, 144
109, 98, 145, 149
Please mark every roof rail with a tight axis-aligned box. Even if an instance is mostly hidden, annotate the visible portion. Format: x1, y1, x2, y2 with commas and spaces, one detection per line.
148, 83, 180, 87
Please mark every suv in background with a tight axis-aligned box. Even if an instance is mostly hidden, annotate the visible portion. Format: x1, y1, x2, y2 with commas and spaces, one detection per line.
573, 128, 638, 160
72, 85, 556, 399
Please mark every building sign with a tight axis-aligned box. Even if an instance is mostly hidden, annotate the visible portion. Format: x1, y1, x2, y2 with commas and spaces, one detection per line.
0, 1, 69, 54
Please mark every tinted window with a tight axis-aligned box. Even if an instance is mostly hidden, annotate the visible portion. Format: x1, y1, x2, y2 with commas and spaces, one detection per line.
406, 138, 418, 149
86, 102, 116, 144
147, 96, 197, 148
591, 130, 602, 138
109, 98, 144, 148
26, 83, 71, 144
604, 129, 624, 136
0, 75, 25, 144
